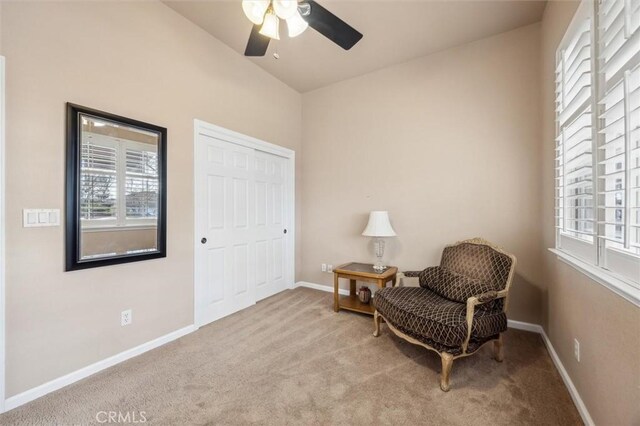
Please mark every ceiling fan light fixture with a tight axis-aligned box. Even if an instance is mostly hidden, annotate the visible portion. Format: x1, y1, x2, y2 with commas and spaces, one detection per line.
242, 0, 270, 25
273, 0, 298, 20
286, 12, 308, 38
259, 10, 280, 40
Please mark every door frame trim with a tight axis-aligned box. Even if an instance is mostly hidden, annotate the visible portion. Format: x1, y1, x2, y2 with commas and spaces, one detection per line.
192, 119, 295, 328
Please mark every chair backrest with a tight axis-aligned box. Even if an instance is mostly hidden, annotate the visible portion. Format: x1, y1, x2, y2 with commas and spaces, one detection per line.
439, 238, 516, 292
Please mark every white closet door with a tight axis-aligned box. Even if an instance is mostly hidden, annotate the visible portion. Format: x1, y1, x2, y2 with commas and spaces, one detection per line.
254, 151, 287, 301
195, 135, 256, 325
195, 127, 293, 327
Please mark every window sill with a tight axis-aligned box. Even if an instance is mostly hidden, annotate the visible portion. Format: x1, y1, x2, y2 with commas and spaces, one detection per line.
548, 248, 640, 307
82, 224, 157, 233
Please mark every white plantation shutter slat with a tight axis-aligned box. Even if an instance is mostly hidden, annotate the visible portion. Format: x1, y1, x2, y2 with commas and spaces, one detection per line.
600, 7, 640, 80
602, 6, 625, 46
566, 48, 590, 80
603, 0, 624, 28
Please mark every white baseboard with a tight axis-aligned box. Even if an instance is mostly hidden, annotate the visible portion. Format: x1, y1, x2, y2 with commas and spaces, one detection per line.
296, 281, 594, 426
506, 319, 544, 334
538, 327, 595, 426
4, 324, 197, 412
508, 321, 593, 424
296, 280, 349, 296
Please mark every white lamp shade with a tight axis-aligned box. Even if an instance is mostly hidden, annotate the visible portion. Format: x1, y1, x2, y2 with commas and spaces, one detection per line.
362, 211, 396, 237
273, 0, 299, 20
242, 0, 270, 25
286, 11, 308, 37
259, 11, 280, 40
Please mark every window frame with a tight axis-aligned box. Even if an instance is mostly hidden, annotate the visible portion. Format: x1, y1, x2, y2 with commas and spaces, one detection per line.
553, 0, 640, 307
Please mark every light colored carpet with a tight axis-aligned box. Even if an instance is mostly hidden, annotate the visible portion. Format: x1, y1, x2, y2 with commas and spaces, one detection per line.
1, 287, 581, 425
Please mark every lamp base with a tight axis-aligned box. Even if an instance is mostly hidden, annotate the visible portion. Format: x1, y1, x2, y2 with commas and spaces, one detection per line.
372, 264, 387, 273
373, 238, 386, 272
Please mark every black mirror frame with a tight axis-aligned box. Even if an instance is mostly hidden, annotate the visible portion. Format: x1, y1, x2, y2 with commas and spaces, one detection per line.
65, 103, 167, 271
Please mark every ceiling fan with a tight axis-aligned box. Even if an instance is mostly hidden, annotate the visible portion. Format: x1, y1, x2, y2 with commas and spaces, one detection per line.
242, 0, 363, 57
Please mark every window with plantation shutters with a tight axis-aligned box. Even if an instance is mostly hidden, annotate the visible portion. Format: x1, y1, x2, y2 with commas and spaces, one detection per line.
597, 0, 640, 283
81, 132, 158, 228
555, 2, 596, 263
555, 0, 639, 302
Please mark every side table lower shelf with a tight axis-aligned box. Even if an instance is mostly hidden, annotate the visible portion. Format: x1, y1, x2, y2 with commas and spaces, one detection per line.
338, 294, 375, 315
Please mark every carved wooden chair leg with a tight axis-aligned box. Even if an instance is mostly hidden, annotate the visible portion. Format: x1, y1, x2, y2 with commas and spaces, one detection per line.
373, 310, 381, 337
440, 352, 454, 392
493, 334, 504, 362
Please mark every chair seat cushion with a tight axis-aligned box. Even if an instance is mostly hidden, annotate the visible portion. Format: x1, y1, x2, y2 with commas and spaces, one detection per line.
374, 287, 507, 349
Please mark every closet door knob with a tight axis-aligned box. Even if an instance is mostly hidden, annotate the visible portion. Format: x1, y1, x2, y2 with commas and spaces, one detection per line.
201, 238, 207, 244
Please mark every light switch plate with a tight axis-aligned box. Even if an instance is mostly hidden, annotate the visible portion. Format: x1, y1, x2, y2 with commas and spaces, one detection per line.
23, 209, 60, 227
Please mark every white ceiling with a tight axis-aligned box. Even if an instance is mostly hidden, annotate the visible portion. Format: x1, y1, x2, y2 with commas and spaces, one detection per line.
165, 1, 547, 92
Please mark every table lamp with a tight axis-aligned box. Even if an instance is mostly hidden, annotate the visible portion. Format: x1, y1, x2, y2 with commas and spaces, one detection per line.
362, 211, 396, 272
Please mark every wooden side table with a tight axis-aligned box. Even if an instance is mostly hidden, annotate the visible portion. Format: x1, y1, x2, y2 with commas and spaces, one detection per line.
333, 262, 398, 315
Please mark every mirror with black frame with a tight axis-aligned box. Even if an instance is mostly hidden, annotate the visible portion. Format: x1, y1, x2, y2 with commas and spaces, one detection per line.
65, 103, 167, 271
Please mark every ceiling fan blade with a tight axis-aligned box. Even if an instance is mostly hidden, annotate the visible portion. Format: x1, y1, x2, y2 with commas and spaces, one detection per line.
244, 24, 270, 56
305, 0, 363, 50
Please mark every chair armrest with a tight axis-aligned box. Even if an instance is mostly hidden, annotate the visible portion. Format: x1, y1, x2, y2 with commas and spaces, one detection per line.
394, 272, 418, 287
467, 289, 508, 307
462, 289, 509, 353
397, 267, 440, 288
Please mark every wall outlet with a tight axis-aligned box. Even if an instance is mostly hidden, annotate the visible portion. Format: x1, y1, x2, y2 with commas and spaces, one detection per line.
121, 309, 132, 326
321, 263, 327, 272
327, 264, 333, 273
574, 338, 580, 362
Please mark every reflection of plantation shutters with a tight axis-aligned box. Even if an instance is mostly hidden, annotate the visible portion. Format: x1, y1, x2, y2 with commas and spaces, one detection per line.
555, 2, 596, 263
597, 0, 640, 282
81, 133, 158, 227
80, 139, 118, 220
125, 147, 159, 218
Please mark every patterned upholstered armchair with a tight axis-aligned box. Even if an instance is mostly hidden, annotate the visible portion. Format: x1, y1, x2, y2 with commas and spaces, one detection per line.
373, 238, 516, 391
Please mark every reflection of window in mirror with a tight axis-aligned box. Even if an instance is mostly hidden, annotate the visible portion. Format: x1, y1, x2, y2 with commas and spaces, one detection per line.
79, 114, 160, 260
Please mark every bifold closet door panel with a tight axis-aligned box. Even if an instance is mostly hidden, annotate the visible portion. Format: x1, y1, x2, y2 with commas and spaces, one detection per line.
196, 135, 256, 325
254, 150, 287, 301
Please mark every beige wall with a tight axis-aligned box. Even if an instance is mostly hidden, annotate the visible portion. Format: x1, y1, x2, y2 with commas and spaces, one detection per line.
301, 23, 544, 325
0, 2, 3, 52
540, 2, 640, 424
1, 1, 301, 397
